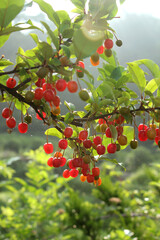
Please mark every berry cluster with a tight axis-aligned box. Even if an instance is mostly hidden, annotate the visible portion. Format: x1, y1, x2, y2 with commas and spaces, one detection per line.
90, 37, 122, 66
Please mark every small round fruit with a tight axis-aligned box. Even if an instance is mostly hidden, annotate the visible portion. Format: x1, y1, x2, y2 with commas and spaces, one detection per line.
98, 118, 106, 125
63, 169, 70, 178
47, 157, 53, 167
76, 71, 84, 78
6, 78, 16, 88
35, 78, 45, 87
90, 57, 99, 66
54, 151, 63, 158
34, 88, 43, 100
67, 81, 78, 93
2, 108, 12, 118
116, 143, 121, 151
6, 117, 16, 128
93, 136, 102, 146
96, 144, 106, 155
92, 167, 100, 177
138, 124, 148, 132
94, 177, 102, 186
52, 158, 61, 168
116, 39, 123, 47
83, 139, 92, 149
104, 39, 113, 49
82, 155, 91, 164
87, 174, 94, 183
116, 125, 123, 136
118, 135, 127, 146
24, 115, 32, 124
105, 127, 112, 138
76, 61, 85, 72
43, 89, 55, 102
147, 127, 156, 140
80, 175, 87, 182
55, 79, 67, 92
58, 139, 68, 149
97, 45, 104, 54
43, 142, 54, 154
79, 130, 88, 141
25, 90, 35, 102
64, 127, 73, 138
138, 130, 148, 141
130, 139, 138, 149
52, 95, 60, 107
18, 122, 28, 134
60, 157, 66, 167
70, 169, 79, 178
36, 67, 49, 78
104, 49, 112, 57
79, 89, 90, 101
91, 52, 99, 62
107, 143, 117, 154
36, 111, 46, 120
100, 123, 107, 133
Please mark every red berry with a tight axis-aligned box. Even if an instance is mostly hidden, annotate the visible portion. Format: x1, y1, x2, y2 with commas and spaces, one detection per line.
107, 143, 117, 154
67, 81, 78, 93
76, 61, 85, 72
79, 130, 88, 141
35, 78, 45, 87
55, 79, 67, 91
72, 158, 82, 168
52, 95, 60, 107
18, 122, 28, 134
52, 158, 61, 168
93, 136, 102, 146
63, 169, 70, 178
83, 139, 92, 149
6, 78, 16, 88
2, 108, 12, 118
58, 139, 68, 149
138, 124, 148, 132
6, 117, 16, 128
36, 111, 46, 120
107, 116, 115, 125
104, 39, 113, 49
47, 157, 54, 167
138, 130, 148, 141
115, 115, 124, 125
92, 167, 100, 176
43, 142, 54, 154
70, 169, 79, 178
105, 127, 112, 138
60, 157, 66, 167
43, 89, 55, 102
98, 118, 106, 125
96, 144, 106, 155
64, 127, 73, 138
68, 159, 75, 169
155, 136, 160, 145
87, 174, 94, 183
34, 87, 43, 100
42, 82, 55, 91
156, 128, 160, 137
97, 45, 104, 54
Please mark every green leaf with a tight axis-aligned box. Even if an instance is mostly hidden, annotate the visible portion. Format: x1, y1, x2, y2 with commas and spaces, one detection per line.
71, 0, 87, 10
89, 0, 118, 20
45, 128, 62, 138
36, 42, 53, 61
134, 59, 160, 78
0, 24, 42, 36
64, 101, 76, 111
0, 59, 13, 70
127, 62, 146, 93
64, 112, 74, 124
73, 27, 104, 59
61, 45, 71, 59
98, 157, 126, 170
33, 0, 60, 27
109, 125, 118, 142
41, 21, 59, 50
56, 10, 70, 23
145, 78, 160, 94
100, 50, 119, 67
0, 0, 25, 28
96, 82, 115, 100
110, 66, 123, 80
0, 34, 10, 48
30, 33, 39, 44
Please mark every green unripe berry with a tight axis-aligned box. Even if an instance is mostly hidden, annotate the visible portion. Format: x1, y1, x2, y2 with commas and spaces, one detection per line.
130, 139, 138, 149
91, 52, 99, 62
76, 71, 84, 78
79, 89, 90, 101
24, 115, 32, 124
104, 49, 112, 57
36, 67, 49, 78
25, 90, 35, 102
116, 39, 123, 47
116, 143, 121, 151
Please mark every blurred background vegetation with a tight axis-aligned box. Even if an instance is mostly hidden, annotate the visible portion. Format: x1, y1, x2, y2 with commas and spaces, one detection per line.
1, 2, 160, 240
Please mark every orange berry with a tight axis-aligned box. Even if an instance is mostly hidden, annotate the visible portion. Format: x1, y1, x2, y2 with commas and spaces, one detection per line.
80, 175, 87, 182
54, 151, 62, 158
90, 57, 99, 66
51, 106, 61, 116
94, 177, 102, 186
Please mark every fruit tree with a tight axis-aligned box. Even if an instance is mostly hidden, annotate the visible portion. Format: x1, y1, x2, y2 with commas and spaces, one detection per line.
1, 0, 160, 186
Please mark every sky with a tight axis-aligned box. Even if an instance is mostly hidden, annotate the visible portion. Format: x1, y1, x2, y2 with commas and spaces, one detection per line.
26, 0, 160, 19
